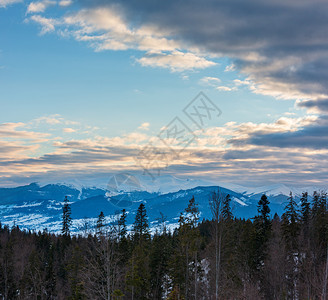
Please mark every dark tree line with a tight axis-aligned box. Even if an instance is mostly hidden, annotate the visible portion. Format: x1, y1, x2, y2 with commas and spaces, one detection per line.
0, 190, 328, 299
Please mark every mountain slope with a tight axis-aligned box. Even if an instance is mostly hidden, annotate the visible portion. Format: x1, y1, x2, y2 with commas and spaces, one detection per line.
0, 182, 321, 233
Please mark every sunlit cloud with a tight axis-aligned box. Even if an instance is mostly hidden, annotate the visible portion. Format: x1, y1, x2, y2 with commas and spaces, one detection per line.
138, 122, 150, 131
27, 7, 217, 71
1, 113, 328, 186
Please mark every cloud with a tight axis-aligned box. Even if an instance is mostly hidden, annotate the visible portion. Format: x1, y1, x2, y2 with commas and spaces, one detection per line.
0, 0, 21, 8
216, 86, 236, 92
33, 114, 63, 125
199, 76, 221, 86
0, 122, 49, 141
63, 127, 76, 133
138, 122, 150, 130
228, 115, 328, 149
298, 98, 328, 114
137, 51, 216, 71
27, 0, 55, 13
224, 64, 235, 72
59, 0, 72, 6
74, 0, 328, 104
200, 76, 238, 92
233, 79, 250, 86
3, 115, 328, 186
27, 6, 216, 71
24, 0, 328, 104
29, 15, 59, 34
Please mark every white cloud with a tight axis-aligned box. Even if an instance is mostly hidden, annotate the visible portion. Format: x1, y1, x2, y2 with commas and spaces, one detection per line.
58, 0, 72, 6
216, 86, 236, 92
138, 122, 150, 130
27, 0, 55, 13
0, 0, 21, 8
30, 15, 59, 34
137, 51, 216, 72
27, 6, 216, 71
33, 114, 63, 125
63, 128, 76, 133
224, 64, 235, 72
199, 76, 221, 86
1, 114, 328, 186
233, 79, 251, 86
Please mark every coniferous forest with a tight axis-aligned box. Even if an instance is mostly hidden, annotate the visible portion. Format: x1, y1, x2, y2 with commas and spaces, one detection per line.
0, 190, 328, 299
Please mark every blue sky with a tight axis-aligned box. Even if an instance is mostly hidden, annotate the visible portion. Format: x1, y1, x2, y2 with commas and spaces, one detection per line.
1, 0, 327, 187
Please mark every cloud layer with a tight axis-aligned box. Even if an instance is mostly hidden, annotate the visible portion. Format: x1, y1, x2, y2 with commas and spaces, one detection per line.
74, 0, 328, 104
2, 0, 328, 186
2, 115, 328, 187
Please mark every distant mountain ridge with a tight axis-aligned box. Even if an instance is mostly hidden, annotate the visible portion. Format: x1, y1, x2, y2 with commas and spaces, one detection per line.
0, 179, 324, 234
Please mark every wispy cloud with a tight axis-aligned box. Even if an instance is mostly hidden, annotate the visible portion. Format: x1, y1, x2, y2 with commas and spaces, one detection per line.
137, 51, 216, 71
58, 0, 72, 6
2, 114, 328, 186
138, 122, 150, 131
0, 0, 22, 8
27, 6, 217, 71
71, 0, 328, 106
27, 0, 56, 14
216, 86, 236, 92
199, 76, 221, 86
29, 15, 59, 34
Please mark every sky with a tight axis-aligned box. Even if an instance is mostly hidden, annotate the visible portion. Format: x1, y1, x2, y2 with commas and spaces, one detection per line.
1, 0, 328, 187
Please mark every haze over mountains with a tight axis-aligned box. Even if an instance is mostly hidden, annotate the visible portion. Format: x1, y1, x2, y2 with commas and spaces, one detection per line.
0, 175, 323, 234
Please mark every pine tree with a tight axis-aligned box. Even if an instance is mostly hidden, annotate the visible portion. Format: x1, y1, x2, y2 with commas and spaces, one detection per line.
253, 194, 272, 274
300, 192, 310, 226
62, 196, 72, 236
185, 196, 199, 227
312, 191, 320, 219
282, 192, 300, 251
118, 209, 127, 239
313, 191, 328, 250
170, 197, 202, 299
257, 194, 271, 226
133, 203, 149, 241
222, 194, 233, 221
281, 192, 300, 299
128, 204, 151, 299
96, 211, 105, 236
149, 230, 172, 298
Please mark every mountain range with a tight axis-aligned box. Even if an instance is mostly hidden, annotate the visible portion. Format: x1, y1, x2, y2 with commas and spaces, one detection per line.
0, 175, 323, 234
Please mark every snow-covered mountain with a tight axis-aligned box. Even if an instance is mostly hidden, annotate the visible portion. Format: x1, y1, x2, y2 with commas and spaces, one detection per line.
0, 178, 324, 234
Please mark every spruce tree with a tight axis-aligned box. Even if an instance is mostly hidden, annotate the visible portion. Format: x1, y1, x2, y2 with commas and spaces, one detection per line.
312, 191, 320, 219
96, 211, 105, 236
185, 196, 199, 227
222, 194, 233, 221
257, 194, 271, 225
62, 196, 72, 236
281, 192, 300, 299
172, 197, 201, 299
313, 191, 328, 250
253, 194, 272, 272
300, 192, 310, 226
282, 192, 300, 251
118, 209, 127, 239
133, 203, 149, 240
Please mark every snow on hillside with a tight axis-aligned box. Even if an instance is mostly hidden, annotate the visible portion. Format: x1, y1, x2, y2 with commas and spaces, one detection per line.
241, 183, 325, 197
36, 175, 323, 199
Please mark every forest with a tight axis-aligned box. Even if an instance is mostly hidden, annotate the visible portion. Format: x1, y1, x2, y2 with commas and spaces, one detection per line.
0, 190, 328, 299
